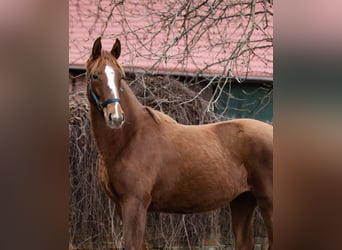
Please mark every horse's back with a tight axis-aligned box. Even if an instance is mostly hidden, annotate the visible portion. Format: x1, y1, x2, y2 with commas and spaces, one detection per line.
214, 118, 272, 147
234, 118, 272, 144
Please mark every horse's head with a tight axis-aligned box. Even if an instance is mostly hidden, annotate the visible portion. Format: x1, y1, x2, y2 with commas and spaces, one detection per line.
86, 37, 126, 129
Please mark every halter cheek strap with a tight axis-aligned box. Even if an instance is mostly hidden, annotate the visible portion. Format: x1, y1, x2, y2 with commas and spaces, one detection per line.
87, 74, 121, 111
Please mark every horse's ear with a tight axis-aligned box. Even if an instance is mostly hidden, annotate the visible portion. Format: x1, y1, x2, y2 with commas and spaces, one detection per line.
92, 37, 102, 59
111, 38, 121, 59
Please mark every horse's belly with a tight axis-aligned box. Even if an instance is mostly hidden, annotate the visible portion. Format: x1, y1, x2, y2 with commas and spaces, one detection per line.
149, 174, 249, 213
149, 138, 250, 213
149, 196, 233, 214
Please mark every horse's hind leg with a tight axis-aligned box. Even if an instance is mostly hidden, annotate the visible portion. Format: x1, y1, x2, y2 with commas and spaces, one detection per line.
230, 191, 257, 250
256, 196, 272, 250
249, 156, 273, 249
253, 184, 273, 250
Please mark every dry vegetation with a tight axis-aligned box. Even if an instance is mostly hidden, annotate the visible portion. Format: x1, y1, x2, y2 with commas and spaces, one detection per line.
69, 74, 267, 249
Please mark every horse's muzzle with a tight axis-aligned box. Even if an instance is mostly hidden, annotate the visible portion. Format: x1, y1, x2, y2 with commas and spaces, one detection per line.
108, 112, 124, 129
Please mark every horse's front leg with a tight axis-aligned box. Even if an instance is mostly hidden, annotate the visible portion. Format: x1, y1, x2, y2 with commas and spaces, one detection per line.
120, 195, 151, 250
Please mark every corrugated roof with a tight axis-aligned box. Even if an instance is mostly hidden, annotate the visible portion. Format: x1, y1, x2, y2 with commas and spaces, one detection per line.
69, 0, 273, 78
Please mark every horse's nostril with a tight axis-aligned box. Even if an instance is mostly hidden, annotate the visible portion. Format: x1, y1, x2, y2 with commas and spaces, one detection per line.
109, 113, 124, 124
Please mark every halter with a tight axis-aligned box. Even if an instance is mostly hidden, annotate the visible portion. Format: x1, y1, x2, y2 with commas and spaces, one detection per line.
87, 73, 121, 111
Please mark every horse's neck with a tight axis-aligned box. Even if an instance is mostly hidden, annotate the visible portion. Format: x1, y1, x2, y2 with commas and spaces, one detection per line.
120, 80, 143, 121
89, 80, 143, 156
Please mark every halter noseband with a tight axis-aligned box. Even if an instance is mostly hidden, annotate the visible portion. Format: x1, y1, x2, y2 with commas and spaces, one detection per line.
87, 74, 121, 111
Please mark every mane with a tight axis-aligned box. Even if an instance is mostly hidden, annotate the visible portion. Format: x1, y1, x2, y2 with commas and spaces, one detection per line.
144, 106, 177, 125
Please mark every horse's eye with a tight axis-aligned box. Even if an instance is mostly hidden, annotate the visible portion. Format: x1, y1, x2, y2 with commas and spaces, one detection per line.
92, 74, 98, 80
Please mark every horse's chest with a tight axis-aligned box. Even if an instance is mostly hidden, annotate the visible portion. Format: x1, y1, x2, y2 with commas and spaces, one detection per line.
97, 157, 120, 203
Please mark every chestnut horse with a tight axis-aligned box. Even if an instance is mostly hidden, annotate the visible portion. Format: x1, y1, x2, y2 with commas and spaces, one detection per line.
86, 37, 273, 250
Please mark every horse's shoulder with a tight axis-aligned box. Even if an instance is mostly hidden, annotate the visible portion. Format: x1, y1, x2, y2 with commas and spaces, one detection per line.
144, 106, 177, 125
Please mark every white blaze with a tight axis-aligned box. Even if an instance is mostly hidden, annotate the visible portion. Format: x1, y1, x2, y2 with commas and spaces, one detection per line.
105, 65, 120, 118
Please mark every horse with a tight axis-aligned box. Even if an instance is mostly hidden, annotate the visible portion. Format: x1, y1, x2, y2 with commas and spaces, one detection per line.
85, 37, 273, 250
